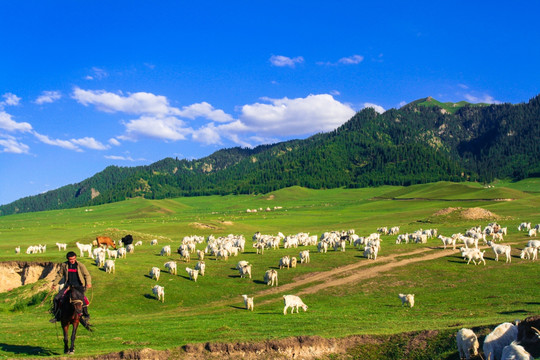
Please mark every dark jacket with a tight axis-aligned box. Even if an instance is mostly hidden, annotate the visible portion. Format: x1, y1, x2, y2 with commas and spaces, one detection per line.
52, 261, 92, 287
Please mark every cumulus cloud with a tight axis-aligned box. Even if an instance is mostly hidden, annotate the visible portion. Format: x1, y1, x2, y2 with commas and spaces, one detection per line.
239, 94, 355, 136
269, 55, 304, 67
108, 138, 121, 146
70, 137, 109, 150
0, 135, 30, 154
464, 93, 500, 104
35, 91, 62, 104
0, 111, 33, 132
33, 131, 109, 152
120, 115, 192, 141
338, 55, 364, 64
178, 102, 233, 122
1, 93, 21, 107
363, 103, 385, 114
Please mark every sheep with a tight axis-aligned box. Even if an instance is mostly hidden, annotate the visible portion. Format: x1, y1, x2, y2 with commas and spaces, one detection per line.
317, 241, 328, 253
526, 240, 540, 249
126, 244, 134, 253
152, 285, 164, 302
528, 229, 537, 237
56, 242, 67, 251
439, 235, 456, 250
195, 261, 205, 276
160, 245, 171, 257
134, 240, 143, 246
456, 328, 480, 360
241, 295, 254, 311
15, 246, 20, 254
363, 245, 378, 260
290, 257, 297, 268
279, 255, 290, 269
117, 247, 127, 258
518, 222, 531, 231
216, 248, 229, 261
398, 293, 415, 308
239, 264, 252, 279
185, 267, 199, 282
150, 239, 158, 245
520, 247, 538, 261
483, 322, 518, 360
150, 267, 161, 281
501, 342, 534, 360
236, 260, 249, 270
487, 241, 512, 263
107, 248, 118, 259
197, 249, 205, 260
299, 250, 310, 264
283, 295, 308, 315
104, 259, 115, 274
264, 269, 278, 287
164, 261, 177, 275
460, 247, 486, 265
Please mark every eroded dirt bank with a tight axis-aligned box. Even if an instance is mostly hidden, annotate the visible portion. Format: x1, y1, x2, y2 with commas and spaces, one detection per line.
0, 261, 59, 292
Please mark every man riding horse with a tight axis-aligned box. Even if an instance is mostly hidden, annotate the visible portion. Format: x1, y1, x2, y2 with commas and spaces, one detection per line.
50, 251, 92, 323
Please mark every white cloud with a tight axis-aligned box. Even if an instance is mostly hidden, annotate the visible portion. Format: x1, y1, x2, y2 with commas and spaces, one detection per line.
104, 155, 144, 161
363, 103, 385, 114
269, 55, 304, 67
1, 93, 21, 107
0, 111, 33, 132
35, 91, 62, 105
120, 115, 192, 141
458, 84, 469, 89
338, 55, 364, 65
70, 137, 109, 150
0, 135, 30, 154
239, 94, 355, 136
399, 101, 407, 108
32, 131, 108, 152
108, 138, 121, 146
85, 67, 108, 81
192, 123, 223, 145
464, 93, 500, 104
178, 102, 233, 122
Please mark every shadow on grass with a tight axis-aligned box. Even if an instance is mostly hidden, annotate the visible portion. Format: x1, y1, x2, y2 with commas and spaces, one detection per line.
228, 305, 245, 310
143, 294, 157, 300
499, 309, 529, 315
253, 280, 266, 285
0, 343, 57, 356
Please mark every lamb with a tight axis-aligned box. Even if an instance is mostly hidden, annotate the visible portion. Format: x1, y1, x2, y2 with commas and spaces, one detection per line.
299, 250, 310, 264
520, 247, 537, 261
195, 261, 205, 276
483, 322, 518, 360
164, 261, 177, 275
456, 328, 479, 360
279, 255, 290, 269
398, 293, 415, 308
438, 235, 456, 250
152, 285, 164, 302
161, 245, 171, 256
241, 294, 254, 311
283, 295, 308, 315
501, 342, 534, 360
239, 264, 252, 279
487, 241, 512, 263
264, 269, 278, 287
56, 242, 67, 251
150, 266, 161, 281
104, 259, 115, 273
185, 267, 199, 282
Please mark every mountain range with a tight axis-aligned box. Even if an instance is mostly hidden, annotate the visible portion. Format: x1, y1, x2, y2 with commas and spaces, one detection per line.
1, 95, 539, 216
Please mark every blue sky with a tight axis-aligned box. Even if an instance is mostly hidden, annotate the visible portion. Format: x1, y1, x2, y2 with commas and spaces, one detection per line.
1, 1, 539, 206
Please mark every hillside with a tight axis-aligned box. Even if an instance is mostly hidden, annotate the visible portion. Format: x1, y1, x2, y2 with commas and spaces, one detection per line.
1, 94, 539, 216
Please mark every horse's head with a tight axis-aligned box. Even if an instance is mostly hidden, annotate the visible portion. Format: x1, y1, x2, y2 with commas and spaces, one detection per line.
69, 286, 85, 316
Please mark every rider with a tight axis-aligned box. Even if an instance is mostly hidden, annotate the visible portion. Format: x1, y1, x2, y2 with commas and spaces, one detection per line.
49, 251, 92, 323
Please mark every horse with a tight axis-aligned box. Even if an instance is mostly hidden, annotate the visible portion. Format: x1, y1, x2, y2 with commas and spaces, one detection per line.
59, 286, 92, 354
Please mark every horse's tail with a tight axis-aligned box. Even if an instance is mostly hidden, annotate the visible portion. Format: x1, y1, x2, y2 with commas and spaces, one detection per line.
79, 317, 94, 332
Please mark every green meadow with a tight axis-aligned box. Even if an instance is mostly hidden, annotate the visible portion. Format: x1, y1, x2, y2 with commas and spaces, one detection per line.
0, 181, 539, 359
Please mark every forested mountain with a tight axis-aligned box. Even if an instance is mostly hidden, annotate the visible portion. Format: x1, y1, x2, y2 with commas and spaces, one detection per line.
2, 95, 539, 216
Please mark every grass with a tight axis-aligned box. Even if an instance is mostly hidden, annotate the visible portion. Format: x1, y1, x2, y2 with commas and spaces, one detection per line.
0, 180, 539, 358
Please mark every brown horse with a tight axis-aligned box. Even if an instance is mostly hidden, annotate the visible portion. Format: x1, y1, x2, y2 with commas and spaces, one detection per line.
59, 286, 92, 354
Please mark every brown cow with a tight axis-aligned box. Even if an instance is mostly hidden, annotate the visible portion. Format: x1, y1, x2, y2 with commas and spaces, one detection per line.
94, 236, 116, 249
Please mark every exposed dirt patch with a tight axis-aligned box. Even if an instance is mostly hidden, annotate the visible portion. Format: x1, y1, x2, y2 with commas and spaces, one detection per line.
190, 222, 218, 230
433, 207, 500, 220
0, 261, 59, 292
433, 207, 461, 216
266, 194, 275, 200
220, 221, 234, 226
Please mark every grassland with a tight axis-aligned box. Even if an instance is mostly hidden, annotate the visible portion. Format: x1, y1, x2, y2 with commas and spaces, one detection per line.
0, 181, 539, 359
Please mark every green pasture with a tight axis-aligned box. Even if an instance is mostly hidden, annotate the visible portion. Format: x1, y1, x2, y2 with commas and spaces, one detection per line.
0, 181, 539, 359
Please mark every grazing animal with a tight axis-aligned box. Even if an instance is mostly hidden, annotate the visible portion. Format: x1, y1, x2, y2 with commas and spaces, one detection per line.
95, 236, 116, 249
299, 250, 310, 264
106, 249, 118, 259
501, 342, 534, 360
121, 234, 134, 246
56, 242, 67, 251
283, 295, 308, 315
104, 259, 115, 273
150, 239, 158, 246
152, 285, 164, 302
117, 247, 127, 258
456, 328, 479, 360
126, 244, 134, 253
483, 322, 518, 360
239, 264, 252, 279
279, 255, 290, 269
164, 261, 177, 275
134, 240, 143, 246
195, 261, 205, 276
150, 267, 160, 281
290, 257, 297, 268
520, 247, 537, 261
57, 286, 93, 355
15, 246, 20, 254
487, 241, 512, 263
185, 267, 199, 282
398, 293, 415, 308
264, 269, 278, 287
241, 294, 254, 311
160, 245, 171, 257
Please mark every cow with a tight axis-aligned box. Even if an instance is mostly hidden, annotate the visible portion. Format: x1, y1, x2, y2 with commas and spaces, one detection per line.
120, 234, 134, 247
94, 236, 116, 249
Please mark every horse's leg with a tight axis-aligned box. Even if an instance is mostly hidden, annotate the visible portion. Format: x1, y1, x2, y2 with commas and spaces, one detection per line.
69, 322, 79, 354
62, 324, 70, 354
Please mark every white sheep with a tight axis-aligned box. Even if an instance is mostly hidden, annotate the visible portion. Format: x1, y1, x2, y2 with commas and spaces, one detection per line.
299, 250, 310, 264
460, 247, 486, 265
185, 267, 199, 282
117, 247, 127, 258
438, 235, 456, 250
164, 261, 177, 275
104, 259, 115, 273
483, 322, 518, 360
501, 342, 534, 360
241, 294, 254, 311
56, 242, 67, 251
398, 293, 415, 308
150, 239, 158, 245
520, 247, 538, 261
264, 269, 278, 287
283, 295, 308, 315
152, 285, 164, 302
15, 246, 20, 254
279, 255, 290, 269
487, 241, 512, 263
160, 245, 171, 257
126, 244, 135, 253
363, 245, 378, 260
528, 229, 537, 237
239, 264, 252, 279
195, 261, 205, 276
456, 328, 479, 360
150, 266, 161, 281
134, 240, 143, 246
